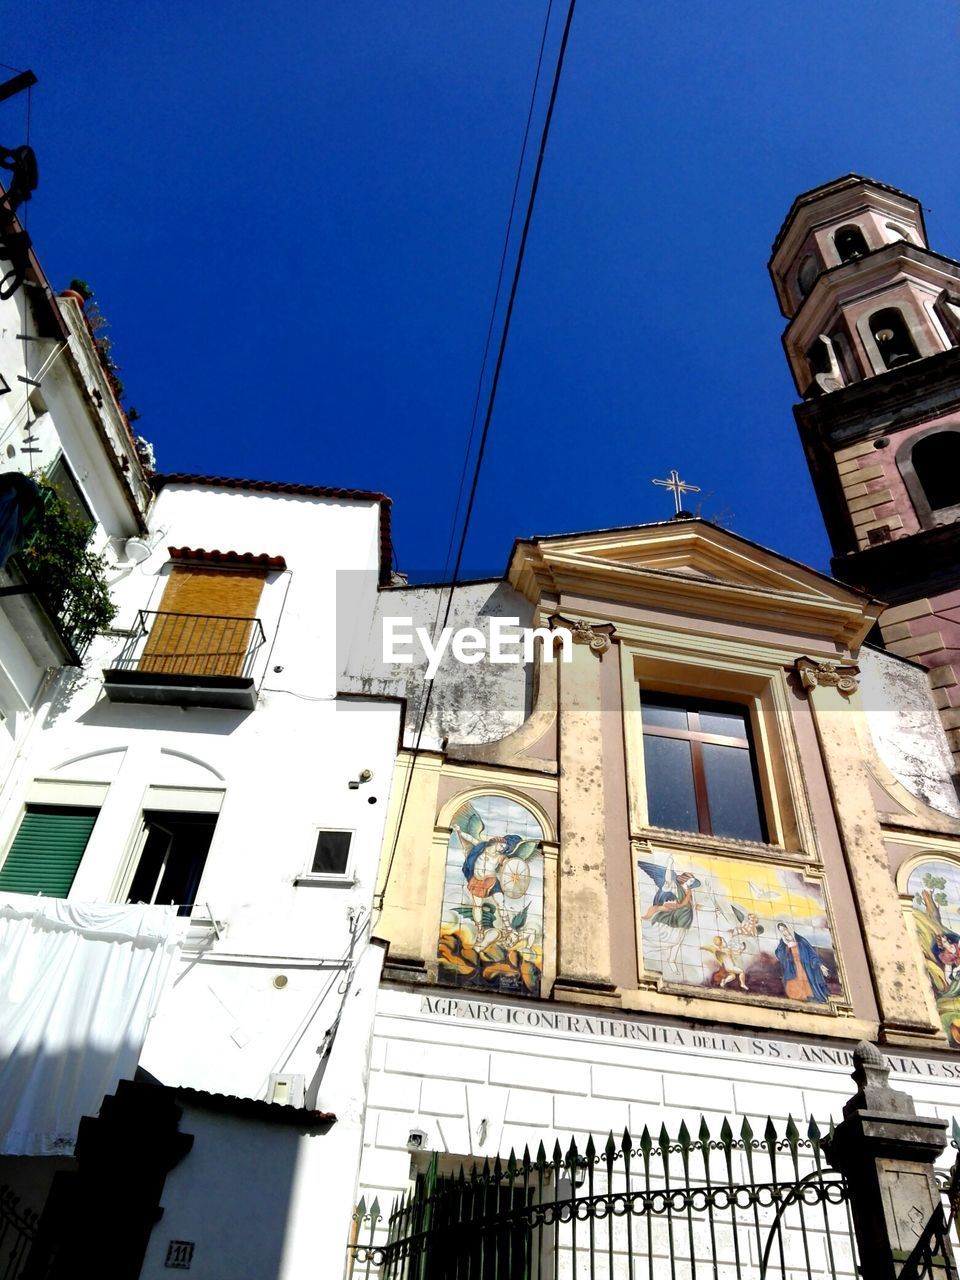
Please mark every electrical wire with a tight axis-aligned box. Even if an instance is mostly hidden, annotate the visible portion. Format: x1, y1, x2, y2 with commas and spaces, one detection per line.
0, 340, 68, 451
439, 0, 556, 585
405, 0, 556, 741
375, 0, 578, 911
266, 907, 372, 1086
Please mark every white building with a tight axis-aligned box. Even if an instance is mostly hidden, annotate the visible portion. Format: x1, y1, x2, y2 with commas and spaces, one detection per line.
0, 470, 402, 1278
0, 269, 151, 775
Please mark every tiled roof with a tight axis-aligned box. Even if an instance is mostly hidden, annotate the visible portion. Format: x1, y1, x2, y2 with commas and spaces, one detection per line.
152, 473, 393, 583
770, 173, 921, 257
170, 1085, 336, 1128
168, 546, 287, 570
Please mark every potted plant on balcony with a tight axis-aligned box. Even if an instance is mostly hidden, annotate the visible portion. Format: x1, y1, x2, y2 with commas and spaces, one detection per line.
18, 481, 116, 654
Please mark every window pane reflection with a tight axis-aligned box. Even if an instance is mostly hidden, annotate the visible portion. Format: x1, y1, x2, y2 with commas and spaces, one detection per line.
702, 743, 764, 841
644, 735, 697, 832
641, 700, 689, 731
699, 708, 749, 739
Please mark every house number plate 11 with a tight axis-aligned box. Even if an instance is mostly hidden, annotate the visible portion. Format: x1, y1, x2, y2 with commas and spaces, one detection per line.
165, 1241, 195, 1269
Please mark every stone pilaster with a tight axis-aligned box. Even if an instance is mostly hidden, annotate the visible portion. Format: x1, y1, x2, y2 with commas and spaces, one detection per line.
795, 657, 943, 1044
551, 615, 620, 1005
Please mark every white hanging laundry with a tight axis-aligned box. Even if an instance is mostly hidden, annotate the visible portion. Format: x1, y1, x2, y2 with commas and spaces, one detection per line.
0, 893, 181, 1155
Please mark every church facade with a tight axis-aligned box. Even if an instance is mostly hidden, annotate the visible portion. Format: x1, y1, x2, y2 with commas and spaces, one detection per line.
348, 175, 960, 1262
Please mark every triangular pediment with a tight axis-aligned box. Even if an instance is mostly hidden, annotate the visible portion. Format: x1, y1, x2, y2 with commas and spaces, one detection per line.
508, 519, 880, 648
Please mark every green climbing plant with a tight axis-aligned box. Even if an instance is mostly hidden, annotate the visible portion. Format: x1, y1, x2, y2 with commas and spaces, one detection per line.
19, 481, 116, 652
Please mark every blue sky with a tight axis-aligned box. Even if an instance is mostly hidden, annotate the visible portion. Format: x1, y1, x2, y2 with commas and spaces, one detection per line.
6, 2, 960, 578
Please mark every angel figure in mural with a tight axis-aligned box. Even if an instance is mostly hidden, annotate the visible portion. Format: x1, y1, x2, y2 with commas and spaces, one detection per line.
637, 856, 701, 976
452, 808, 540, 952
705, 888, 765, 940
775, 922, 830, 1003
702, 935, 749, 990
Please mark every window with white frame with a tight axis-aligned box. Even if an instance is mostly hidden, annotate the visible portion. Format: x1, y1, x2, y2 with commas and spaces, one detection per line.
115, 786, 223, 917
126, 810, 218, 917
301, 829, 354, 882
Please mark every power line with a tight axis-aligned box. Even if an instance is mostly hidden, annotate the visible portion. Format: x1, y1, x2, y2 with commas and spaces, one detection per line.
375, 0, 578, 911
439, 0, 556, 583
407, 0, 556, 739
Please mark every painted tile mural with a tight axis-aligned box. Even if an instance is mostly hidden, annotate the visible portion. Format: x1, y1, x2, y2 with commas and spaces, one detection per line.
635, 850, 842, 1004
908, 859, 960, 1048
438, 795, 544, 996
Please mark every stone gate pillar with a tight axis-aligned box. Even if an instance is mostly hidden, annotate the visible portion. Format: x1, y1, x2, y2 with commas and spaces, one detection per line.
825, 1040, 952, 1280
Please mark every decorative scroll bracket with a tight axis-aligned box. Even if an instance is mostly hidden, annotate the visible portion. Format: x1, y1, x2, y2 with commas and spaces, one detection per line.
548, 613, 617, 658
794, 656, 859, 698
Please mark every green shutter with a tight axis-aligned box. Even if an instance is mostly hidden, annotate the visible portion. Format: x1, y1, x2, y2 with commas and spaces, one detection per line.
0, 805, 98, 897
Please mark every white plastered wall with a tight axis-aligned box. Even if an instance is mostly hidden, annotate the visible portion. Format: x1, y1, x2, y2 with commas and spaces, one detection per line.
0, 483, 402, 1273
357, 986, 960, 1246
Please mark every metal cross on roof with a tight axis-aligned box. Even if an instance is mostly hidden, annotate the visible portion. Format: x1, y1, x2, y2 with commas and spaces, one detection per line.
652, 468, 700, 515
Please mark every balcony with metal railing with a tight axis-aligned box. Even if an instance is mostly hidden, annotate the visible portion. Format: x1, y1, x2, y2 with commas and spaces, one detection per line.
103, 610, 266, 709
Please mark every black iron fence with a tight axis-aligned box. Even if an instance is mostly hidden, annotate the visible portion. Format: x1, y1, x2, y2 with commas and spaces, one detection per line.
349, 1114, 859, 1280
0, 1185, 36, 1280
112, 610, 266, 679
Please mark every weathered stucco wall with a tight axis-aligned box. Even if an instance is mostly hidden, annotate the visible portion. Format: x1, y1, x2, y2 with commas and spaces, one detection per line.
340, 580, 534, 747
859, 645, 960, 817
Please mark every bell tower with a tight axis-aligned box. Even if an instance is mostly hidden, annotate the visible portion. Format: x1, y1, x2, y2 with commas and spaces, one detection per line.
770, 174, 960, 767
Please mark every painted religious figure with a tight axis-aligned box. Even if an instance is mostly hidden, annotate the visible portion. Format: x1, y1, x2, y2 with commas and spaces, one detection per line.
907, 859, 960, 1047
437, 795, 544, 996
636, 850, 841, 1004
774, 922, 830, 1003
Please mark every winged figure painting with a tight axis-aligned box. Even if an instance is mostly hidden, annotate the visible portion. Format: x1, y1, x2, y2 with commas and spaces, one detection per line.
704, 887, 765, 938
451, 803, 540, 952
636, 856, 702, 977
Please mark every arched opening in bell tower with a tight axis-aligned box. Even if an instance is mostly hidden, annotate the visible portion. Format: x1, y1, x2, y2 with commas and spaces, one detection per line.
869, 308, 920, 370
834, 225, 869, 263
912, 433, 960, 513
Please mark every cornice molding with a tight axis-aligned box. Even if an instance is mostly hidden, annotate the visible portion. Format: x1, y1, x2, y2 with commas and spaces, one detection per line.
509, 525, 880, 650
784, 242, 959, 339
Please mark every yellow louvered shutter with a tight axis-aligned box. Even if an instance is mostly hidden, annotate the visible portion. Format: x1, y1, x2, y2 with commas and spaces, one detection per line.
140, 565, 266, 677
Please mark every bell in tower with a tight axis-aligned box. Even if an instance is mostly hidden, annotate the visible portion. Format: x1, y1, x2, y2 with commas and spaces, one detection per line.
770, 174, 960, 773
869, 308, 919, 370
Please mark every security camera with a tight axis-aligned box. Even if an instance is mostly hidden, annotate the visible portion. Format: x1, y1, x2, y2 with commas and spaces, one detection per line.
406, 1129, 427, 1151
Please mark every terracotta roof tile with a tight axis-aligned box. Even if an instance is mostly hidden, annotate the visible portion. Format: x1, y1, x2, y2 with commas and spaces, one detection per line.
170, 1085, 336, 1128
168, 546, 287, 571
